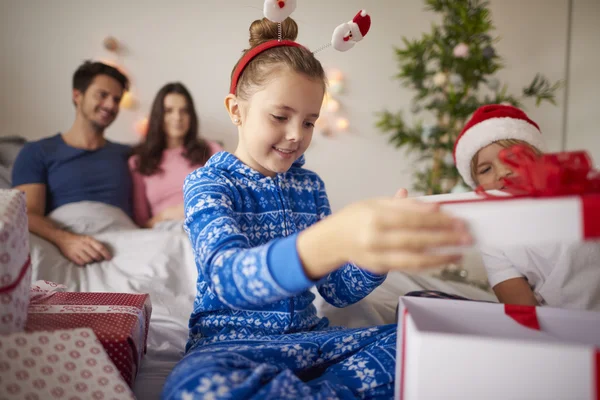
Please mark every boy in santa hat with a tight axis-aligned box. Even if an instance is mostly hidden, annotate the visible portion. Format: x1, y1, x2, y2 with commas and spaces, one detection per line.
454, 104, 600, 311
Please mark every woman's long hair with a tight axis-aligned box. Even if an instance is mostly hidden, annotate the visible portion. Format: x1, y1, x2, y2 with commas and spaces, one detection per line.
132, 82, 211, 176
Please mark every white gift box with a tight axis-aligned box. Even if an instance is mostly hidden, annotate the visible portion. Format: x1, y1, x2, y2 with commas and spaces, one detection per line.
416, 191, 600, 249
0, 327, 135, 399
0, 189, 31, 334
395, 297, 600, 400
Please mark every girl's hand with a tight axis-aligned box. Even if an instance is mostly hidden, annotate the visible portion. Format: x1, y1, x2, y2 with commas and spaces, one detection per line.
332, 197, 471, 275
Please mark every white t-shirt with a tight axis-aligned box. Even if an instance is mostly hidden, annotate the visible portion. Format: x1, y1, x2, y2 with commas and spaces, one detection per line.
481, 241, 600, 311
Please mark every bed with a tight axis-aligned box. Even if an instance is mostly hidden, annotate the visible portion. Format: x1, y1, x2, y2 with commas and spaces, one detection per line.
4, 136, 497, 398
27, 201, 497, 399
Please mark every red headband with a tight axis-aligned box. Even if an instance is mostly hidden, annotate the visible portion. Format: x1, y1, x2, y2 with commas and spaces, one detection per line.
229, 40, 305, 95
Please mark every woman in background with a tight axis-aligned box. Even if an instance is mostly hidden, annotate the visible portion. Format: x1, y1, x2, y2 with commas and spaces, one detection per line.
129, 82, 222, 228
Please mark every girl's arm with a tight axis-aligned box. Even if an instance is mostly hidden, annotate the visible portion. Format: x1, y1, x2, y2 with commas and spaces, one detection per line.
305, 178, 386, 307
298, 177, 470, 308
128, 156, 152, 228
184, 171, 319, 309
493, 278, 538, 306
186, 170, 469, 310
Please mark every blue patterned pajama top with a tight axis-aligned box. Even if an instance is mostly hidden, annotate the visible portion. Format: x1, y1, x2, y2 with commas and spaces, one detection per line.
162, 152, 398, 400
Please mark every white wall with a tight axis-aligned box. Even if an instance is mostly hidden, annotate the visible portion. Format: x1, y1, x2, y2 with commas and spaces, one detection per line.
565, 0, 600, 162
0, 0, 595, 211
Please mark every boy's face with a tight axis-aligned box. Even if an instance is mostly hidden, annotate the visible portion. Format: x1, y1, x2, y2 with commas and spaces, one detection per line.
474, 143, 515, 190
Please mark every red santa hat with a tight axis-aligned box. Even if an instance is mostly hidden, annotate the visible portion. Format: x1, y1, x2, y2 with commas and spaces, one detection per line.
453, 104, 546, 188
348, 10, 371, 41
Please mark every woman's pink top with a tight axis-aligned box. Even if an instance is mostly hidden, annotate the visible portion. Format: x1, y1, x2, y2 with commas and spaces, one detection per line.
129, 140, 222, 226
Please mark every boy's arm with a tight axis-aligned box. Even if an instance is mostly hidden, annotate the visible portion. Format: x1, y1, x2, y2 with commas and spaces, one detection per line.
480, 245, 538, 306
493, 278, 538, 306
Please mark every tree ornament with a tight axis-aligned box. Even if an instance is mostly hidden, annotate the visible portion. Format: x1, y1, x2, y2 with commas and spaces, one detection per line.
433, 72, 448, 87
453, 43, 469, 58
482, 45, 496, 59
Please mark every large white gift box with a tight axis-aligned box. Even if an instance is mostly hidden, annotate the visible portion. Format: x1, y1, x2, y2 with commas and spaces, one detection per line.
416, 191, 600, 248
0, 327, 135, 399
395, 297, 600, 400
0, 189, 31, 334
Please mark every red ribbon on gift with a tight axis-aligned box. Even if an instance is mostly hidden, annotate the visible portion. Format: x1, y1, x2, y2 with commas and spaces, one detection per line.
475, 145, 600, 198
504, 304, 541, 330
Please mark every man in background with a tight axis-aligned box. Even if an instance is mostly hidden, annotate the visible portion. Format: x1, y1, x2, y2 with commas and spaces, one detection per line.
12, 61, 132, 266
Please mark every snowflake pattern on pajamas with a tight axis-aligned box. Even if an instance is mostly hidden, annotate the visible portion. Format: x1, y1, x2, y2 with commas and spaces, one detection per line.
163, 152, 394, 399
163, 325, 397, 400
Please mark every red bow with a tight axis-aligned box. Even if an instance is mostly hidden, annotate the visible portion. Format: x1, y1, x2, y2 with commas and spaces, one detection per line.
475, 145, 600, 197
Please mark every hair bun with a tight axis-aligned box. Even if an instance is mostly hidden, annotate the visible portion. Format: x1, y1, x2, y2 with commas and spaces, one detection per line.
248, 17, 298, 48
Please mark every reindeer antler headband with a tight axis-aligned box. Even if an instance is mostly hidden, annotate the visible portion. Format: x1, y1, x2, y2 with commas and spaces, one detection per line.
229, 0, 372, 95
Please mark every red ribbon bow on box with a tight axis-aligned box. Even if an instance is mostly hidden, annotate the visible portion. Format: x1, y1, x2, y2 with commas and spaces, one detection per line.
475, 145, 600, 197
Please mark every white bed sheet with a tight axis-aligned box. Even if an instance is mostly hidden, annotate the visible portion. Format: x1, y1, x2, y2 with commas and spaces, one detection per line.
29, 202, 496, 399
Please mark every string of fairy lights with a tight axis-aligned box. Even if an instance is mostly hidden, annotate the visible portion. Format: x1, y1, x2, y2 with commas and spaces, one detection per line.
101, 37, 351, 139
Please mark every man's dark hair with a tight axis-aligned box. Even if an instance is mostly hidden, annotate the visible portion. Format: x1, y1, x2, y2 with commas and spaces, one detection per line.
72, 60, 129, 94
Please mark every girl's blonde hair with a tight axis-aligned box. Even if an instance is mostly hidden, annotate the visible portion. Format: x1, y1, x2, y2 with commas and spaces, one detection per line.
231, 17, 327, 101
470, 139, 543, 184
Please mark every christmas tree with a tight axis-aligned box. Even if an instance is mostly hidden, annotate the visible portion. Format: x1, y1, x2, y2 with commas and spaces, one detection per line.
377, 0, 562, 195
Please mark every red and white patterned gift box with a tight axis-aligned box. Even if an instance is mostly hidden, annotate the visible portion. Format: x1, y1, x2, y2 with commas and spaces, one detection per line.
0, 189, 31, 334
25, 290, 152, 387
0, 327, 135, 399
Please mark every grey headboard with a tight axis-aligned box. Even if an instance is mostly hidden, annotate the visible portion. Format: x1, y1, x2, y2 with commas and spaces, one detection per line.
0, 136, 27, 189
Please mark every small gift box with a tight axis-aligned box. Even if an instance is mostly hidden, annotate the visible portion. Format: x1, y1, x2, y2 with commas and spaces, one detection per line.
25, 282, 152, 387
396, 296, 600, 400
0, 189, 31, 334
0, 327, 135, 399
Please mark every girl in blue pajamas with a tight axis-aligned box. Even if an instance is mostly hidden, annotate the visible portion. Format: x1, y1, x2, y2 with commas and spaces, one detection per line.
161, 13, 472, 400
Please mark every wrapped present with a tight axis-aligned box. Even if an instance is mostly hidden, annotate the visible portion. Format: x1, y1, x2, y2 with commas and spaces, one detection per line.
25, 283, 152, 387
0, 327, 135, 399
395, 296, 600, 400
0, 189, 31, 334
418, 146, 600, 248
